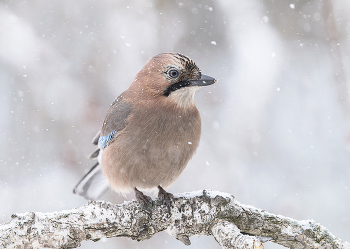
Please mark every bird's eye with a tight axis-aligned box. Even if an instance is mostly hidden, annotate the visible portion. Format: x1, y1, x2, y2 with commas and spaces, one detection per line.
168, 70, 179, 78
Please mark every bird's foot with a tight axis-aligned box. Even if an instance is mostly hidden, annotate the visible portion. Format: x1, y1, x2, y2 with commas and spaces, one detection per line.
134, 187, 153, 214
157, 185, 174, 214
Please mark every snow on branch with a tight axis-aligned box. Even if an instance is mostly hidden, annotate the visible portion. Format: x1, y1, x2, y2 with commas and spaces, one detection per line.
0, 190, 349, 249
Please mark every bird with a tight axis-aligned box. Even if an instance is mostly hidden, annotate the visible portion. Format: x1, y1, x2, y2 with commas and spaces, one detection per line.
73, 52, 216, 207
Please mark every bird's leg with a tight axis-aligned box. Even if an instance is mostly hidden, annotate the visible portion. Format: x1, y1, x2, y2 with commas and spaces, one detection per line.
134, 187, 153, 213
157, 185, 174, 213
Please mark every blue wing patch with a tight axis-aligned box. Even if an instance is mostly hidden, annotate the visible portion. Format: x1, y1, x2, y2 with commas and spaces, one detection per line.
98, 130, 117, 149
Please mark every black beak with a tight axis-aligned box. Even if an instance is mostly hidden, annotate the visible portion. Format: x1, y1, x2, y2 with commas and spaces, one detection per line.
163, 74, 216, 97
188, 74, 216, 86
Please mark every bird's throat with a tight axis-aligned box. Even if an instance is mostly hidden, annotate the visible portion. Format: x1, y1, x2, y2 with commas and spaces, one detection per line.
167, 86, 201, 109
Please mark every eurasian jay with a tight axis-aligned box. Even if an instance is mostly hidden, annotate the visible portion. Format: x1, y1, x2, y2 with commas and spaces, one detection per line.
73, 52, 216, 206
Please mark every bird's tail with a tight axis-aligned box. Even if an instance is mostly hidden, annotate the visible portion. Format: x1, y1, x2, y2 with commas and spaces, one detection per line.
73, 162, 109, 200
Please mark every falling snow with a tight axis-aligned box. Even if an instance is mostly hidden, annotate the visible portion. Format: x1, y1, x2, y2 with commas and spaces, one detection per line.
1, 1, 350, 248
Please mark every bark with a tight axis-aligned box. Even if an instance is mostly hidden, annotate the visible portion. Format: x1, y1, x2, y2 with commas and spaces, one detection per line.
0, 190, 349, 249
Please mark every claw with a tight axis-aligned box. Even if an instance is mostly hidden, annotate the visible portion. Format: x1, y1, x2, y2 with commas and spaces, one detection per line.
134, 187, 153, 214
157, 185, 174, 214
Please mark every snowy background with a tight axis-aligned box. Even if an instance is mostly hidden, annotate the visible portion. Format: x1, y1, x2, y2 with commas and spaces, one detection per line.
1, 0, 350, 248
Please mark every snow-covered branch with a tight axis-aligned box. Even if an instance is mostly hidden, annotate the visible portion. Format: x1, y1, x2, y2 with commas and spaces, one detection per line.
0, 190, 349, 249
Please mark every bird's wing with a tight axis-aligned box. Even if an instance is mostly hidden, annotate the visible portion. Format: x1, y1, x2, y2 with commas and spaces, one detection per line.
100, 94, 131, 138
73, 94, 131, 200
91, 130, 100, 145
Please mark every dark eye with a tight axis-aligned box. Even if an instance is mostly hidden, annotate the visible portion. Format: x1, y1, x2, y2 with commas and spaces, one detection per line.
168, 70, 179, 78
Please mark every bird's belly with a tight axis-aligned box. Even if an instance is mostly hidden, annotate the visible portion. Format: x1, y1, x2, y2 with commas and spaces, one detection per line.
100, 129, 199, 194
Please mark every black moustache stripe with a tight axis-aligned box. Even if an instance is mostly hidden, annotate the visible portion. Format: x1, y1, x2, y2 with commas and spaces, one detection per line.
163, 81, 191, 97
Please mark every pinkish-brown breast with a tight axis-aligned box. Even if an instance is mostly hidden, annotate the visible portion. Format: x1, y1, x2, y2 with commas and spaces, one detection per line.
100, 99, 201, 194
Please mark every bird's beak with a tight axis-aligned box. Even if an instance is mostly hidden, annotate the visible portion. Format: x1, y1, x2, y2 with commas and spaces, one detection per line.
188, 74, 216, 87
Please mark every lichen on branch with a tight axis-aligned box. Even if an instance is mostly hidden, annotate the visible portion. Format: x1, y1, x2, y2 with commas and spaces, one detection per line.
0, 190, 349, 249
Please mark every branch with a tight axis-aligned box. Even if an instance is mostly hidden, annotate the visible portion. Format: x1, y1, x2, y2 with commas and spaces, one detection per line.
0, 190, 349, 249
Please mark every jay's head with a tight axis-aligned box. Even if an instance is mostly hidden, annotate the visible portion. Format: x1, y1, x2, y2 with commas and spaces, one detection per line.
131, 53, 216, 108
